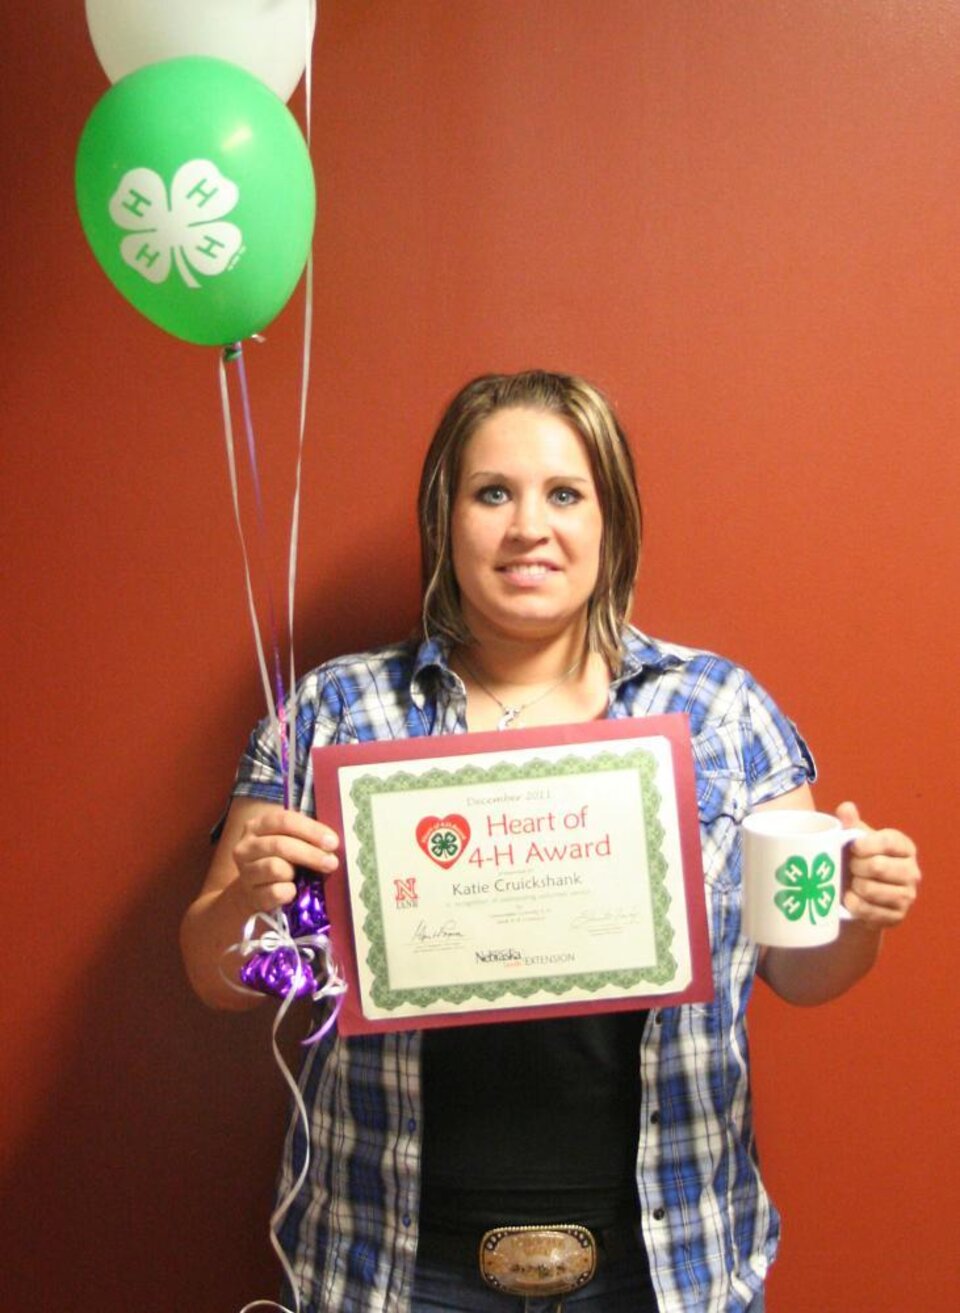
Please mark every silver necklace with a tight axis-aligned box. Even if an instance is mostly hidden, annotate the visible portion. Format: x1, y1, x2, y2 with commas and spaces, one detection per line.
457, 653, 585, 730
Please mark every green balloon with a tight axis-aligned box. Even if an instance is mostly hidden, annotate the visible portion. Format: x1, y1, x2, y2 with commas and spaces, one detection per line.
75, 57, 315, 346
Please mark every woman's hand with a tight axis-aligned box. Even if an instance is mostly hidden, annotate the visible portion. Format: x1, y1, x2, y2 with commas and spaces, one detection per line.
838, 801, 921, 928
230, 803, 340, 920
181, 799, 340, 1009
757, 790, 921, 1006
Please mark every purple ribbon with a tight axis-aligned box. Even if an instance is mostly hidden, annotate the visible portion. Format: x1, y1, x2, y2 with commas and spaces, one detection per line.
239, 876, 332, 1002
240, 945, 319, 1000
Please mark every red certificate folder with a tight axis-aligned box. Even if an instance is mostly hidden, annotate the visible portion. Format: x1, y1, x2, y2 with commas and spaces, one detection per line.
313, 714, 712, 1036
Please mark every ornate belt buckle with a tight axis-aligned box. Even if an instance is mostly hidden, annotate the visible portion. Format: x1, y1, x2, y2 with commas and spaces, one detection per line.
478, 1224, 597, 1297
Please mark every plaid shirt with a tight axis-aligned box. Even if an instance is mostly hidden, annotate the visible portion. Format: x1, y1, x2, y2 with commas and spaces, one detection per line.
232, 627, 814, 1312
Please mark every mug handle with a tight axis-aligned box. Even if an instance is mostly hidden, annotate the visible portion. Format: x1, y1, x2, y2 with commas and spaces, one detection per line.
838, 826, 866, 921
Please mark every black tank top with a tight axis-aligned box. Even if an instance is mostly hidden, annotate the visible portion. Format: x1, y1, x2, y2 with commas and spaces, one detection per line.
418, 1010, 647, 1233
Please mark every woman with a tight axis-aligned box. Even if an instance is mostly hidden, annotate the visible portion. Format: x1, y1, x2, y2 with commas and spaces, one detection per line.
181, 371, 920, 1313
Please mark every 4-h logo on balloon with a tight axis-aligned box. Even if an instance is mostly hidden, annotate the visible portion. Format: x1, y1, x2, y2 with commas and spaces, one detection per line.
109, 159, 244, 288
774, 851, 837, 926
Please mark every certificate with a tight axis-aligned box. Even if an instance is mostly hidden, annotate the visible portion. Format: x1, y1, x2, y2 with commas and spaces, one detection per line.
312, 715, 712, 1034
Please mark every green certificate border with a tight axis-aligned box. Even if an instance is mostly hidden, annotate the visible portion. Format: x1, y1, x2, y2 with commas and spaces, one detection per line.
349, 749, 676, 1013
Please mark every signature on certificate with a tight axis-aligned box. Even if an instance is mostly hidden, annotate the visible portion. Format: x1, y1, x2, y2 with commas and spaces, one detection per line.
411, 918, 466, 944
570, 906, 643, 933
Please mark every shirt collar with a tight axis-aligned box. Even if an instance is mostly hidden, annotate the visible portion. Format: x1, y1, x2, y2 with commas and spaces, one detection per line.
611, 625, 685, 687
409, 626, 682, 706
410, 634, 458, 709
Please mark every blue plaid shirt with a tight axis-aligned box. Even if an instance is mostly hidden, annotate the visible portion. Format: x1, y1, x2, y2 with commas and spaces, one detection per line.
232, 627, 814, 1312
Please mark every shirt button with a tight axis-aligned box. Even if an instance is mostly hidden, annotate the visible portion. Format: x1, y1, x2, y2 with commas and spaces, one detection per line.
650, 1110, 661, 1124
402, 1214, 412, 1227
653, 1207, 666, 1222
407, 1118, 417, 1132
654, 1010, 664, 1024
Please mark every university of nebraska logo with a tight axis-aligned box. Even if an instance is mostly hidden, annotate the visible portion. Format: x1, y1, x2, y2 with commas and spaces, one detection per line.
415, 814, 471, 869
394, 877, 418, 909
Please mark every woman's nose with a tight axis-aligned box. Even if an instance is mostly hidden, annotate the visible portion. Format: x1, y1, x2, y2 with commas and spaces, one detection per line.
508, 494, 549, 540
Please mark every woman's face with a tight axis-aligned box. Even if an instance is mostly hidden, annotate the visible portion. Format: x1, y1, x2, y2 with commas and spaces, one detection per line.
450, 407, 603, 647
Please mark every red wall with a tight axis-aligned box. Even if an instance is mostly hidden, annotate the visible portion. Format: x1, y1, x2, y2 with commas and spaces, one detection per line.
2, 3, 957, 1309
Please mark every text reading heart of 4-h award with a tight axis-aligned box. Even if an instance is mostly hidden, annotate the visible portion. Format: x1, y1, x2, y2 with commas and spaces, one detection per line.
312, 716, 713, 1035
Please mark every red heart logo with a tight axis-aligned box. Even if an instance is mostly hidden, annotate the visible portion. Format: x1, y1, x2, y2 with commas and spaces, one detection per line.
416, 814, 471, 868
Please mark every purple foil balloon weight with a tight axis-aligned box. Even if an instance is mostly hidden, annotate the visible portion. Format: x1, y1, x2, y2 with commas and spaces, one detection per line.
287, 877, 329, 937
240, 946, 318, 999
240, 874, 330, 1000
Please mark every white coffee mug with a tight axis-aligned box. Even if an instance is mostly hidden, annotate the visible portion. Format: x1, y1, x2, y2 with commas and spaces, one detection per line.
741, 810, 862, 947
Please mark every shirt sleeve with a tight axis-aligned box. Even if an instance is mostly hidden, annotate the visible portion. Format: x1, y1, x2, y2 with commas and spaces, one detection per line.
231, 713, 289, 805
741, 671, 816, 807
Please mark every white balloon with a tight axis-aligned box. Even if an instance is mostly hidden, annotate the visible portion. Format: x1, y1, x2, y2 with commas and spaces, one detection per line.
85, 0, 316, 102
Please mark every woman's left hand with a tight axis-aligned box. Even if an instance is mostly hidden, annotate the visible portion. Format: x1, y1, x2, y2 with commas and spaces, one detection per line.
838, 801, 921, 928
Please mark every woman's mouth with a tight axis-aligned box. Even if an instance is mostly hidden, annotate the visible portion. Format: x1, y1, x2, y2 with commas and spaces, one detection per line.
496, 561, 557, 584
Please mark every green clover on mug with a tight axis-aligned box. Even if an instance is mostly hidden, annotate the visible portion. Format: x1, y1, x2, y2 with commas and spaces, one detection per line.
774, 852, 837, 926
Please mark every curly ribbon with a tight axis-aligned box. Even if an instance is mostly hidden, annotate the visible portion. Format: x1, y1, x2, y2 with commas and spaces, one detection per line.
237, 878, 345, 1029
225, 897, 348, 1046
228, 901, 347, 1313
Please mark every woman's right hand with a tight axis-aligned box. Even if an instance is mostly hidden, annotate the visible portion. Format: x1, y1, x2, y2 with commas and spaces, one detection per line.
181, 798, 340, 1009
230, 804, 340, 918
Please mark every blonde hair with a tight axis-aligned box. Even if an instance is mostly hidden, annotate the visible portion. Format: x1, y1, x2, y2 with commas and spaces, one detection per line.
418, 370, 642, 668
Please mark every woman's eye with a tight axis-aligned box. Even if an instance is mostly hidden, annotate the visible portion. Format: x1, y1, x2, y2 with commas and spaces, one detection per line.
476, 485, 509, 505
550, 486, 582, 506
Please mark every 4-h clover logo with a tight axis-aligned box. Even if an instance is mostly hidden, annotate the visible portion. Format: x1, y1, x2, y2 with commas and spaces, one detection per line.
108, 159, 243, 288
415, 814, 471, 870
430, 831, 461, 861
774, 851, 837, 925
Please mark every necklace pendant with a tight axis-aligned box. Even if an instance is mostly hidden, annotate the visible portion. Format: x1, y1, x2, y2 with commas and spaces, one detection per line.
497, 707, 520, 731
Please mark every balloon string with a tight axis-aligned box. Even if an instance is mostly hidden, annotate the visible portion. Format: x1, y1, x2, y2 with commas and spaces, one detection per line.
218, 351, 286, 791
237, 14, 325, 1312
231, 343, 291, 797
284, 266, 312, 810
285, 0, 317, 809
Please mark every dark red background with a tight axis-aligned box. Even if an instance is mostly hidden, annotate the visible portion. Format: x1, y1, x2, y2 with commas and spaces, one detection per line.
2, 3, 956, 1310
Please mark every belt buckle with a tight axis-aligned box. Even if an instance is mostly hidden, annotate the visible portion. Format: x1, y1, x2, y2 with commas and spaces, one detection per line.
478, 1224, 597, 1297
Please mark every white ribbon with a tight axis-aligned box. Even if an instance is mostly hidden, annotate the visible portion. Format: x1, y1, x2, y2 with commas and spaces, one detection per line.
229, 8, 325, 1309
218, 351, 287, 789
284, 0, 316, 807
